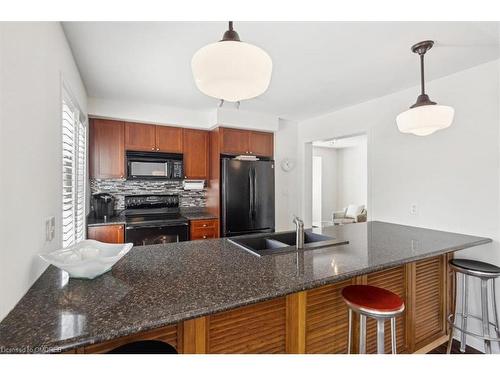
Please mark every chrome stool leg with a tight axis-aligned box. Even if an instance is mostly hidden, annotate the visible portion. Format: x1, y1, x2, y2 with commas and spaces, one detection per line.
347, 308, 352, 354
460, 274, 469, 353
390, 317, 397, 354
492, 279, 500, 352
481, 278, 492, 353
492, 279, 500, 336
447, 271, 457, 354
376, 319, 385, 354
359, 314, 366, 354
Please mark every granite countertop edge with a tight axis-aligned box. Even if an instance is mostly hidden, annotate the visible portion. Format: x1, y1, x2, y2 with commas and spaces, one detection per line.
41, 236, 491, 353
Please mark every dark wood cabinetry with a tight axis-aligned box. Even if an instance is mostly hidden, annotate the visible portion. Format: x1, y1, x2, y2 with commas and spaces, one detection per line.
190, 219, 219, 240
87, 225, 124, 244
249, 131, 274, 157
125, 123, 182, 153
183, 129, 209, 180
89, 119, 125, 179
125, 122, 156, 151
90, 119, 198, 180
156, 126, 183, 153
219, 127, 273, 157
220, 128, 249, 155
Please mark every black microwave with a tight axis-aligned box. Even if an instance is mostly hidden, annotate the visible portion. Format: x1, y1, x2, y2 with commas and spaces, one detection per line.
126, 151, 184, 180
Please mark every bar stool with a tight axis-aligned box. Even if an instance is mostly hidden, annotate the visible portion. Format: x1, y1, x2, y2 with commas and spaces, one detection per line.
342, 285, 405, 354
447, 258, 500, 354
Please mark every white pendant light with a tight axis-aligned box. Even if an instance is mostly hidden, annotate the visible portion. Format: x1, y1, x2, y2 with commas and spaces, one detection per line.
191, 21, 272, 102
397, 40, 454, 136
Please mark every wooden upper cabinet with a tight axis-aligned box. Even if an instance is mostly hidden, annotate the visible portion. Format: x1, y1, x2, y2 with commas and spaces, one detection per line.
124, 123, 182, 153
156, 126, 183, 153
220, 128, 250, 155
183, 129, 209, 180
249, 131, 273, 157
219, 127, 274, 157
89, 119, 125, 179
125, 122, 156, 152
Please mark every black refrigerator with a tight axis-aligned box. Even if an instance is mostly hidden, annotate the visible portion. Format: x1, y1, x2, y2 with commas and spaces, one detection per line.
221, 158, 275, 237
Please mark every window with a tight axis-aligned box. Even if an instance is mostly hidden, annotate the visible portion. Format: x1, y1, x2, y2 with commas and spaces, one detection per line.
62, 85, 86, 248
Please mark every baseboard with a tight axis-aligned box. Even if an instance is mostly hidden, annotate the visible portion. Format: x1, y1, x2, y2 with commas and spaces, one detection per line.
413, 335, 449, 354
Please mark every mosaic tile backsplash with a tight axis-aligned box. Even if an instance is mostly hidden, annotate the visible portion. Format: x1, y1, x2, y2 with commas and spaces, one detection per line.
90, 179, 207, 210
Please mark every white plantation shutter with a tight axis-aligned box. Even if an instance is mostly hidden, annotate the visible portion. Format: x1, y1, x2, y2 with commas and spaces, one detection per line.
62, 85, 86, 248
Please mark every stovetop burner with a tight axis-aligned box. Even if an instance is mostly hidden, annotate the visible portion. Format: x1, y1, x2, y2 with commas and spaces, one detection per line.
124, 194, 187, 226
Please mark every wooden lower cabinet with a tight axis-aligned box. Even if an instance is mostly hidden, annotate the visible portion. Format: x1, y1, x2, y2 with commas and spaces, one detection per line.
80, 255, 450, 354
190, 219, 219, 240
365, 265, 408, 353
304, 279, 353, 353
87, 225, 124, 244
413, 256, 447, 348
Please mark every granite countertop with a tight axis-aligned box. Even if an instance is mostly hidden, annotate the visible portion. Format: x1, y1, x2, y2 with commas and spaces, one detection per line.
180, 207, 218, 220
87, 212, 126, 227
0, 221, 490, 353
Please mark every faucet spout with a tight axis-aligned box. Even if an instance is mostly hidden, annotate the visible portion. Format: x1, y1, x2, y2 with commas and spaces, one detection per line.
293, 216, 305, 249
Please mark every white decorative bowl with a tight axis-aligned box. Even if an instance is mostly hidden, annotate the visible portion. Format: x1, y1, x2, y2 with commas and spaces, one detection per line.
39, 240, 133, 279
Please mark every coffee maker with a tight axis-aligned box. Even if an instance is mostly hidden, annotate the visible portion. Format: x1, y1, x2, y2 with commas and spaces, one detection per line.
92, 193, 115, 220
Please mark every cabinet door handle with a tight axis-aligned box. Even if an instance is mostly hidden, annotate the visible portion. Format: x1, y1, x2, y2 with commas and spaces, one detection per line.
203, 224, 207, 227
156, 147, 160, 151
203, 235, 207, 239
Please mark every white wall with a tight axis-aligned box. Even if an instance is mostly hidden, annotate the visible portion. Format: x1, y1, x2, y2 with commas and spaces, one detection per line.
274, 118, 299, 231
312, 156, 322, 223
336, 139, 367, 210
312, 147, 338, 221
295, 60, 500, 352
0, 22, 87, 321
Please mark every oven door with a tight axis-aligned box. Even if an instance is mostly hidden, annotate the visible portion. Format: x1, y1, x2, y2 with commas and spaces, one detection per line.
125, 223, 189, 246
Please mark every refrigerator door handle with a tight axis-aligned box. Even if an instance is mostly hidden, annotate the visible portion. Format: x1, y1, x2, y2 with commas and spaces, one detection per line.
252, 168, 257, 219
248, 168, 254, 219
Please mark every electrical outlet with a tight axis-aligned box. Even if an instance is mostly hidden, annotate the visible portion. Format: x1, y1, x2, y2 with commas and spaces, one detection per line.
45, 216, 55, 242
410, 203, 418, 216
411, 239, 419, 251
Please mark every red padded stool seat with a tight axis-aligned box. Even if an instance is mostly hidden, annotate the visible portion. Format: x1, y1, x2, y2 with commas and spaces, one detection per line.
341, 285, 405, 315
341, 285, 405, 354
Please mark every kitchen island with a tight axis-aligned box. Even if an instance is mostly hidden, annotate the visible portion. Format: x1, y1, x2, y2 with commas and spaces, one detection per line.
0, 222, 491, 354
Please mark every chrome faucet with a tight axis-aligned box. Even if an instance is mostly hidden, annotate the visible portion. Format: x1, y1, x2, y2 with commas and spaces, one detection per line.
293, 216, 305, 249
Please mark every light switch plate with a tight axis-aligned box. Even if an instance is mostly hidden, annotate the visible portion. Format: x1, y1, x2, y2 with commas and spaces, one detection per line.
46, 216, 55, 242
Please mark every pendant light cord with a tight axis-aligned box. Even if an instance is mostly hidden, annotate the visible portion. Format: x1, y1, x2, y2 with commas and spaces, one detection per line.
229, 21, 233, 31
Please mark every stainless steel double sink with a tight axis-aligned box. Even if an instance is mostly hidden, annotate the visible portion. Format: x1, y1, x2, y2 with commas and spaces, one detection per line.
228, 230, 349, 257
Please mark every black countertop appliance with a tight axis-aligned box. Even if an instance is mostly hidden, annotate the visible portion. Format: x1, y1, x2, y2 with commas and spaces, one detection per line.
92, 193, 115, 220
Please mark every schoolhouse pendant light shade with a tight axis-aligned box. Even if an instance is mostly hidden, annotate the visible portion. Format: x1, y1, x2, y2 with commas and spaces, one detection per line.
396, 40, 454, 136
191, 21, 272, 102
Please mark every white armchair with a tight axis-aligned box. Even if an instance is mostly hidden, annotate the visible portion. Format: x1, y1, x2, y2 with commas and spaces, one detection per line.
333, 205, 367, 225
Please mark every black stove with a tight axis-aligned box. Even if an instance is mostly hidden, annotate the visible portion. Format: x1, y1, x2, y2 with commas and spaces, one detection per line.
124, 194, 189, 246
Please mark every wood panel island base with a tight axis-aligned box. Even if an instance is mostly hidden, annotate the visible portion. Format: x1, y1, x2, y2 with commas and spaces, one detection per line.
82, 255, 450, 354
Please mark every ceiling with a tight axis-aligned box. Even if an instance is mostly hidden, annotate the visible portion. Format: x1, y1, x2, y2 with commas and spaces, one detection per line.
62, 22, 500, 121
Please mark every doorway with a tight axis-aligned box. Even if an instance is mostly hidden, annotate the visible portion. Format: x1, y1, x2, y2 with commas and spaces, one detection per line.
311, 134, 367, 227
